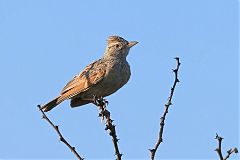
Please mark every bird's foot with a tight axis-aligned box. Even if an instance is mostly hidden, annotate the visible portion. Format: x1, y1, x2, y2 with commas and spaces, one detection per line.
93, 95, 109, 121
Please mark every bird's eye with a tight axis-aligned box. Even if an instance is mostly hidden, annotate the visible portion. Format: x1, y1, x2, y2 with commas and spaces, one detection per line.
116, 44, 119, 48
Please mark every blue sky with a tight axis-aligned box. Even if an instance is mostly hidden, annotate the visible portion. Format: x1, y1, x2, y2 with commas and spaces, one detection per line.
0, 0, 238, 159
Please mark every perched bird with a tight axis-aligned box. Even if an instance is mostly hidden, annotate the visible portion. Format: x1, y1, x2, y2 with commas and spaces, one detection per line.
41, 36, 138, 112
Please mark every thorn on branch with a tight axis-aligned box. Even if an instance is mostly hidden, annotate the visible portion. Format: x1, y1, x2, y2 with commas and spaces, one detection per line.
215, 133, 223, 140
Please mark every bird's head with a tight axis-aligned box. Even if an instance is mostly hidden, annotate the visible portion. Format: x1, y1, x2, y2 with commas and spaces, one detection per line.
104, 36, 138, 59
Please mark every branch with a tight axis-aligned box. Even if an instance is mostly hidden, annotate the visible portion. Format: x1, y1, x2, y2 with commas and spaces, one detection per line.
93, 96, 122, 160
215, 133, 238, 160
38, 105, 84, 160
149, 57, 181, 160
215, 134, 224, 160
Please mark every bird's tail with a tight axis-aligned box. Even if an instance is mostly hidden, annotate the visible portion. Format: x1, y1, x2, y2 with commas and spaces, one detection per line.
41, 96, 63, 112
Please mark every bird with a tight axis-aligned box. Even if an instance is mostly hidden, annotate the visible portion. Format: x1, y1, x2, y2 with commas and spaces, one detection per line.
41, 35, 138, 112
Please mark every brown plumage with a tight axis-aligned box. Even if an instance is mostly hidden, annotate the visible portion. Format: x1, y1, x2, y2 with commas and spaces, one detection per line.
41, 36, 138, 112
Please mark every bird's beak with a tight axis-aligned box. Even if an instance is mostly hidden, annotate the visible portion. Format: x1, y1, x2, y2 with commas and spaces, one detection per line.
128, 41, 138, 48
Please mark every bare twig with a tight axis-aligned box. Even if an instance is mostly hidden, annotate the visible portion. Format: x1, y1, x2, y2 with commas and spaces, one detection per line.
38, 105, 84, 160
149, 57, 181, 160
93, 96, 122, 160
215, 133, 224, 160
215, 133, 238, 160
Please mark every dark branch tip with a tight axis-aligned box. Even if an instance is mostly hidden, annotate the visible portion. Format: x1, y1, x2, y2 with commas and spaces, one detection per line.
174, 57, 179, 60
215, 133, 223, 140
234, 147, 238, 153
229, 147, 238, 153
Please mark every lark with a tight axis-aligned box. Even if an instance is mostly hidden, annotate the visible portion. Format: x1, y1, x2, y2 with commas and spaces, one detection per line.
41, 36, 138, 112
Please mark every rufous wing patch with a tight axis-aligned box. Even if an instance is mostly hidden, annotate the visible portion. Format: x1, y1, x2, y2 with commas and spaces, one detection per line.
59, 62, 106, 101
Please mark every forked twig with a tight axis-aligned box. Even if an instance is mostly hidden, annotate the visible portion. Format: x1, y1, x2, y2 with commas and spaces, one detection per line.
93, 96, 122, 160
38, 105, 84, 160
149, 57, 181, 160
215, 133, 238, 160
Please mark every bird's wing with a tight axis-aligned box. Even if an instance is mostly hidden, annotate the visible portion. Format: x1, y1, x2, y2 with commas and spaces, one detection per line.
60, 61, 106, 100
